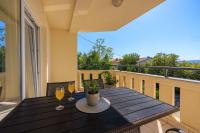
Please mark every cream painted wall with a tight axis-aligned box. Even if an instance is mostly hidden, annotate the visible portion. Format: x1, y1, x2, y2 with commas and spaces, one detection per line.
20, 0, 78, 96
25, 0, 50, 96
49, 29, 77, 88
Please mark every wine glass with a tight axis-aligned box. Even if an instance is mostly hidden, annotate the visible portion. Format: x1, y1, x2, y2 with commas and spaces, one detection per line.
55, 87, 65, 110
68, 83, 75, 101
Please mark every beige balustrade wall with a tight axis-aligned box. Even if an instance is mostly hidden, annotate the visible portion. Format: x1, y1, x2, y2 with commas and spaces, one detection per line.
78, 70, 200, 133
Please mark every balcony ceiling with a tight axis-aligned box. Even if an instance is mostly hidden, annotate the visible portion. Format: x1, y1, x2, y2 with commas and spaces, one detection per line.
42, 0, 165, 33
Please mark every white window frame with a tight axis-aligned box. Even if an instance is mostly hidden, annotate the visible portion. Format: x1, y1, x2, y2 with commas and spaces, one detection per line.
20, 0, 40, 99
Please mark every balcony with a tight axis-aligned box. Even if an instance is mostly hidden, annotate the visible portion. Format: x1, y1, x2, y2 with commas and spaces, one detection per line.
0, 0, 200, 133
78, 69, 200, 133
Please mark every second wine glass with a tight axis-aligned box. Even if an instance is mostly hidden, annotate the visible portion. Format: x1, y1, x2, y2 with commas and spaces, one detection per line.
55, 87, 65, 110
68, 84, 75, 101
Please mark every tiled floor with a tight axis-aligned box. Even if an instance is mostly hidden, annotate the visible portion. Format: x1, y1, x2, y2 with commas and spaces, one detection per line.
0, 102, 16, 121
140, 120, 173, 133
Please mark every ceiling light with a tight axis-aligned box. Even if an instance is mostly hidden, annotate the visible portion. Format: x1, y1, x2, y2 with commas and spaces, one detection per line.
112, 0, 124, 7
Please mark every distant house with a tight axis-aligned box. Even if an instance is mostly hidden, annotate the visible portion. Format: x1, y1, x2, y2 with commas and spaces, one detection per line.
112, 57, 152, 66
137, 56, 152, 65
111, 58, 121, 66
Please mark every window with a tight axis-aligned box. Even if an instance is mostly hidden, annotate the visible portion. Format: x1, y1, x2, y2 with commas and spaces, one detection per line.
0, 0, 21, 112
0, 21, 5, 72
24, 10, 40, 98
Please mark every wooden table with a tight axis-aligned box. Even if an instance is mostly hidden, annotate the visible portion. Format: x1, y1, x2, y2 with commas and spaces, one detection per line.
0, 88, 179, 133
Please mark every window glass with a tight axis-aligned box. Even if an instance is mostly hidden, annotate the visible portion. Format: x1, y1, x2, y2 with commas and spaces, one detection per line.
0, 0, 21, 113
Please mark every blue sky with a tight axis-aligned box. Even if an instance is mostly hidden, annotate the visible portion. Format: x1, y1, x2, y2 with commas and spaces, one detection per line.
78, 0, 200, 60
0, 21, 5, 46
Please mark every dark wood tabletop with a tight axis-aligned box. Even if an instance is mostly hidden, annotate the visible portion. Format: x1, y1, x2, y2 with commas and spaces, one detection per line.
0, 88, 179, 133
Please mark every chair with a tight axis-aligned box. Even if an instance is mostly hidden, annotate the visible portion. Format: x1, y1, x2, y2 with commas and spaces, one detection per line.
82, 79, 104, 91
165, 128, 186, 133
46, 81, 75, 96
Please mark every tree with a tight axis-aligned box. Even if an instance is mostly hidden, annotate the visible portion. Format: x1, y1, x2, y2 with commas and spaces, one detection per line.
0, 46, 5, 72
78, 52, 82, 66
0, 24, 5, 72
92, 39, 113, 60
119, 53, 139, 70
120, 53, 140, 65
174, 61, 200, 80
148, 53, 179, 66
78, 52, 89, 69
78, 38, 113, 70
118, 53, 140, 71
0, 28, 5, 46
87, 50, 100, 66
146, 53, 179, 76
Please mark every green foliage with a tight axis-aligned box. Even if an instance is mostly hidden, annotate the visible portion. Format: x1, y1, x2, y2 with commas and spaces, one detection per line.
145, 53, 179, 76
78, 39, 113, 70
0, 26, 6, 47
174, 61, 200, 80
92, 38, 113, 60
156, 89, 159, 99
83, 80, 100, 94
118, 53, 140, 71
78, 42, 200, 81
143, 53, 200, 80
0, 25, 5, 72
120, 53, 139, 65
0, 46, 5, 72
148, 53, 179, 66
101, 71, 117, 85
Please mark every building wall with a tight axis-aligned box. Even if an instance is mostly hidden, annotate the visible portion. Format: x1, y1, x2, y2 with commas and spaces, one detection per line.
49, 29, 77, 89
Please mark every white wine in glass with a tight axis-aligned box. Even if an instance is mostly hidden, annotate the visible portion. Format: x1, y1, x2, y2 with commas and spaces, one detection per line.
55, 87, 65, 110
68, 84, 75, 101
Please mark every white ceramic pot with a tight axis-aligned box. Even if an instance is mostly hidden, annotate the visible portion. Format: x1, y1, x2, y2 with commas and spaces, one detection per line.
86, 92, 100, 106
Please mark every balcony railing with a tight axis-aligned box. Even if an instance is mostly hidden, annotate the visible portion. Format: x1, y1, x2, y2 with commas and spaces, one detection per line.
79, 64, 200, 81
77, 69, 200, 133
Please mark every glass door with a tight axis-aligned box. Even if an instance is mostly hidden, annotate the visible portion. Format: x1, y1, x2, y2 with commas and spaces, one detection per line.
24, 10, 40, 98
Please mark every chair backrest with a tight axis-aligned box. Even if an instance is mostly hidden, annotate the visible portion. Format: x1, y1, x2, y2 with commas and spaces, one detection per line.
82, 79, 104, 92
46, 81, 75, 96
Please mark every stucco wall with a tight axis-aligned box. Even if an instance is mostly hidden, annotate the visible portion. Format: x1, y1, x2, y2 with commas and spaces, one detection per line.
49, 29, 77, 89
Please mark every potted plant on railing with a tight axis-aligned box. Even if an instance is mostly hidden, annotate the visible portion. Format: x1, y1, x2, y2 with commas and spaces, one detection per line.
101, 71, 117, 88
83, 81, 100, 106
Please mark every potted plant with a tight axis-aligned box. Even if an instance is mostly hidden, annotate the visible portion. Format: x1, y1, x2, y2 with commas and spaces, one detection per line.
83, 81, 100, 106
101, 71, 117, 88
